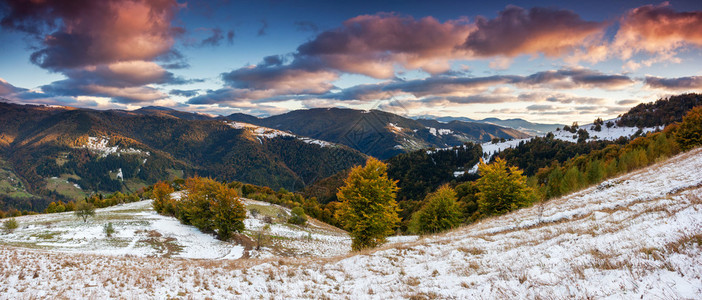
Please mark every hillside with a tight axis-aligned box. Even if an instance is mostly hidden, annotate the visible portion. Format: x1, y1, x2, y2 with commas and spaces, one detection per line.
1, 147, 700, 298
225, 108, 528, 159
0, 103, 366, 211
0, 196, 359, 259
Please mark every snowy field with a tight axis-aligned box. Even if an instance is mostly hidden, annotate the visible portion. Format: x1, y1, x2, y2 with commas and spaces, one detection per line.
0, 197, 376, 260
1, 148, 701, 298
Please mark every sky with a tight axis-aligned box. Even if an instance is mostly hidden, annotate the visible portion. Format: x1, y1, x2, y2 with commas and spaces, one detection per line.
0, 0, 701, 124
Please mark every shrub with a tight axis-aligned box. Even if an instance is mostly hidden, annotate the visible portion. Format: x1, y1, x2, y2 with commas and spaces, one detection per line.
288, 207, 308, 226
3, 218, 18, 233
410, 185, 462, 234
104, 222, 115, 237
169, 177, 246, 241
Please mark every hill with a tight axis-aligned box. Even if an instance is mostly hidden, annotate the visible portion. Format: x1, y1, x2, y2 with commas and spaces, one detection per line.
225, 108, 528, 159
2, 147, 700, 298
0, 103, 366, 211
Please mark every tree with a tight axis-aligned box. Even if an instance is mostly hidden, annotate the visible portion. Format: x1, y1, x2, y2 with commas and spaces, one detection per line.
410, 184, 462, 234
152, 181, 175, 215
336, 157, 400, 251
208, 180, 246, 241
675, 106, 702, 151
475, 158, 536, 217
74, 200, 95, 223
176, 177, 246, 241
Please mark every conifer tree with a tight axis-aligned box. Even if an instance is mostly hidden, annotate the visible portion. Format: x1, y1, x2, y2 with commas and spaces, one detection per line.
410, 184, 462, 234
476, 158, 536, 216
336, 158, 400, 251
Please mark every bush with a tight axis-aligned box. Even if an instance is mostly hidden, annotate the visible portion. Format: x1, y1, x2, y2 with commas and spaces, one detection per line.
3, 218, 18, 233
104, 222, 115, 237
409, 184, 462, 234
288, 207, 308, 226
167, 177, 246, 241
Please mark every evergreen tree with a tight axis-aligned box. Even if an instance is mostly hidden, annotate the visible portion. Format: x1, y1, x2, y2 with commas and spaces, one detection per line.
476, 158, 536, 216
410, 184, 462, 234
336, 158, 400, 251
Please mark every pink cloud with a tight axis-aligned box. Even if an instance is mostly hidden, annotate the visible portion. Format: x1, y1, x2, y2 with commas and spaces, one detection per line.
614, 2, 702, 60
297, 13, 472, 78
463, 6, 606, 57
1, 0, 182, 70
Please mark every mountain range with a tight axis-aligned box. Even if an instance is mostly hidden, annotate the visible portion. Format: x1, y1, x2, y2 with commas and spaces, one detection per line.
0, 103, 528, 211
224, 108, 529, 159
412, 115, 563, 135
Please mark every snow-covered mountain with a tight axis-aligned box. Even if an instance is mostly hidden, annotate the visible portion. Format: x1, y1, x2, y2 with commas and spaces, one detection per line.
2, 147, 701, 298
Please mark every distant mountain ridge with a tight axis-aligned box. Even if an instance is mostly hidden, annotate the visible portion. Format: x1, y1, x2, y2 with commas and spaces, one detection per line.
225, 108, 529, 159
413, 115, 563, 136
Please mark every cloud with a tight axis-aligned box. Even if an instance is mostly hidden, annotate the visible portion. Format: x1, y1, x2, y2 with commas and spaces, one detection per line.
520, 69, 634, 90
322, 69, 630, 102
1, 0, 182, 70
294, 21, 319, 32
0, 78, 27, 96
644, 76, 702, 90
526, 104, 557, 111
296, 13, 472, 78
217, 9, 613, 99
170, 89, 200, 97
616, 99, 640, 105
0, 0, 185, 104
201, 28, 224, 46
227, 30, 235, 44
257, 19, 268, 36
614, 2, 702, 60
462, 6, 606, 57
221, 57, 338, 95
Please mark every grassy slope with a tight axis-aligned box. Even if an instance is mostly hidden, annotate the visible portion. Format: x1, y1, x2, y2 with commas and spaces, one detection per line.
0, 148, 701, 298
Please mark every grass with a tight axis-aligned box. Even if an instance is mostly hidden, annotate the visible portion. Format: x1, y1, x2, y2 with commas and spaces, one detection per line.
0, 157, 34, 198
30, 232, 62, 240
45, 174, 88, 199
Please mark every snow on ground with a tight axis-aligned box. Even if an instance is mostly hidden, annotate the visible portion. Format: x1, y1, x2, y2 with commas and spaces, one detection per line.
2, 148, 701, 299
81, 136, 151, 158
226, 121, 335, 147
0, 197, 378, 260
552, 119, 660, 143
428, 127, 453, 136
